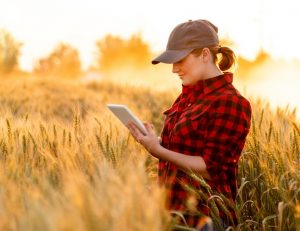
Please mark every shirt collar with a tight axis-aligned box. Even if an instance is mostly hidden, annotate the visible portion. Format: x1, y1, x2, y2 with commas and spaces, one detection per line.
181, 79, 204, 97
181, 72, 233, 96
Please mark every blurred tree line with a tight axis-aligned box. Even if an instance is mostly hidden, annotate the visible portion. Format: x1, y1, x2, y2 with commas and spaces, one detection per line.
96, 33, 151, 72
0, 29, 22, 75
33, 43, 81, 78
0, 29, 152, 78
0, 28, 271, 79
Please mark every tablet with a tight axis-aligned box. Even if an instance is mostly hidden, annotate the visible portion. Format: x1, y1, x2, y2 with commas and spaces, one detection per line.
107, 104, 147, 135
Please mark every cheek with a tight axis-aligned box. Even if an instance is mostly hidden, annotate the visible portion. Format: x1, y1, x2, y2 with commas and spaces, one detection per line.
189, 68, 201, 79
191, 65, 203, 77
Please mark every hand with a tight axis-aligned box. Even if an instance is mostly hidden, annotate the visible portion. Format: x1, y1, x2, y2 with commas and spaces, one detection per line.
127, 122, 161, 154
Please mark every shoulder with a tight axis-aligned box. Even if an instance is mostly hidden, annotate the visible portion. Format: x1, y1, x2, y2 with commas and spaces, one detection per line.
212, 89, 252, 116
217, 85, 250, 105
218, 91, 250, 105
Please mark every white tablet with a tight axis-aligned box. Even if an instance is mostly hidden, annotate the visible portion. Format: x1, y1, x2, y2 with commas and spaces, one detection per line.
107, 104, 147, 135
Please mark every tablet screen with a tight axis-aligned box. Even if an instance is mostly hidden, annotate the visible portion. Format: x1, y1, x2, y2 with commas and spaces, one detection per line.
107, 104, 147, 135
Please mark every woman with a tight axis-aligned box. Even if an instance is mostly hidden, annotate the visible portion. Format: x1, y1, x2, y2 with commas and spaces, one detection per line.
127, 19, 251, 230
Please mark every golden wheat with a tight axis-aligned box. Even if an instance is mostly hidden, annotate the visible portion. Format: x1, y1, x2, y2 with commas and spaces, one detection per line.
0, 76, 299, 231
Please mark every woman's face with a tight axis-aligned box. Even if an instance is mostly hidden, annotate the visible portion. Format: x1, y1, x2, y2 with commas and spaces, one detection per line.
172, 52, 206, 86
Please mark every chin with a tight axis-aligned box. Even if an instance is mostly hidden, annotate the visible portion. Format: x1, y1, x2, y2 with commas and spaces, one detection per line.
182, 82, 193, 86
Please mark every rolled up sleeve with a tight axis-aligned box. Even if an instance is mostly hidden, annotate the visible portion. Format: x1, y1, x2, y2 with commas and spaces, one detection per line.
201, 95, 251, 183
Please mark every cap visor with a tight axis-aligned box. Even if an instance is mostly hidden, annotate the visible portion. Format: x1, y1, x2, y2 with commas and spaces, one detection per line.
151, 49, 193, 65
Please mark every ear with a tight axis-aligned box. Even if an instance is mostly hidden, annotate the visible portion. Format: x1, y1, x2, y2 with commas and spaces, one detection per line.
201, 48, 211, 62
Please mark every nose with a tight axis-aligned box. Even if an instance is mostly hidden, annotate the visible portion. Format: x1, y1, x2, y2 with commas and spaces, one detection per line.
172, 63, 179, 73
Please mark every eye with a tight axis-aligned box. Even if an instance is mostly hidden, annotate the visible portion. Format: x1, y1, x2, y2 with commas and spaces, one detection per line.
176, 58, 184, 64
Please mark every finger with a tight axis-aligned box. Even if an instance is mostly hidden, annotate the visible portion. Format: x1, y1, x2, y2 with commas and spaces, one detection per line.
127, 123, 139, 138
128, 122, 140, 133
127, 122, 143, 143
144, 123, 156, 135
129, 122, 145, 136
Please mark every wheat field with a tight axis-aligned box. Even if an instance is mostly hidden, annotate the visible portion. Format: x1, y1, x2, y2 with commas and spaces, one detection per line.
0, 76, 299, 231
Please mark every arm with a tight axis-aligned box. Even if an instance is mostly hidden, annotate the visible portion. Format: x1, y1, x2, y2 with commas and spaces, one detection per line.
127, 122, 211, 180
151, 144, 212, 179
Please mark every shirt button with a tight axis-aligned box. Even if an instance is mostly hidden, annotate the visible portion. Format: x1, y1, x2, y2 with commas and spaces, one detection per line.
188, 103, 192, 107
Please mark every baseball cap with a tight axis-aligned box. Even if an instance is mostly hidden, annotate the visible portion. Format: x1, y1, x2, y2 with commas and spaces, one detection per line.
152, 19, 219, 65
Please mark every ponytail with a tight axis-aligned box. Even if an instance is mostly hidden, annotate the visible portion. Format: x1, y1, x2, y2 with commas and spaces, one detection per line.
217, 46, 236, 71
192, 46, 236, 71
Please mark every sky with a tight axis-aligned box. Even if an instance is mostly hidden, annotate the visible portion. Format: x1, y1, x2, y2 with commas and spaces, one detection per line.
1, 0, 300, 71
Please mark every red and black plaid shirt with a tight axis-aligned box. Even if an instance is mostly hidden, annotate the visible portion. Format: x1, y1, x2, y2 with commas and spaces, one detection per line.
159, 73, 251, 226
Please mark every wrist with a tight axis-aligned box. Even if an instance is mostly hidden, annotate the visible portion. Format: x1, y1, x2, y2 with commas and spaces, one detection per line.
148, 143, 163, 157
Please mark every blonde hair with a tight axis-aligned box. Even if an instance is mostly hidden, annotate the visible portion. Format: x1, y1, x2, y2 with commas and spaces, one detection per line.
192, 46, 236, 71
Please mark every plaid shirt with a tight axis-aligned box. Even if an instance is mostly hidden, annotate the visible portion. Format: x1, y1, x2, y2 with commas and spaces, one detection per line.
159, 73, 251, 226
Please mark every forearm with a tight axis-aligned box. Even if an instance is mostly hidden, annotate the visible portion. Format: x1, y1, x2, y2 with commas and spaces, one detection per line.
152, 145, 211, 180
126, 122, 211, 179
